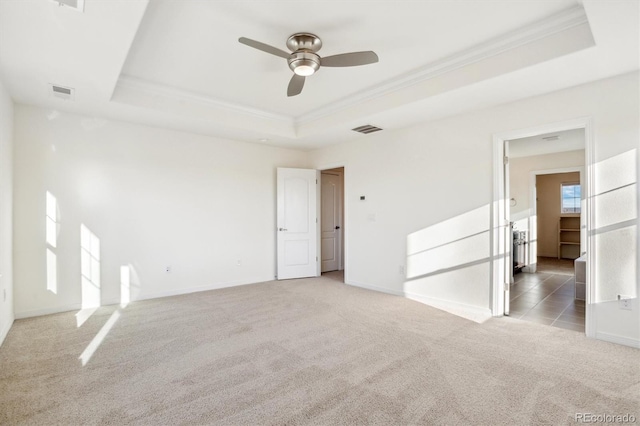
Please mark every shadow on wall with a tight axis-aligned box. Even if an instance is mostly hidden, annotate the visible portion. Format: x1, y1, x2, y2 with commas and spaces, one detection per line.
403, 204, 493, 323
591, 149, 638, 304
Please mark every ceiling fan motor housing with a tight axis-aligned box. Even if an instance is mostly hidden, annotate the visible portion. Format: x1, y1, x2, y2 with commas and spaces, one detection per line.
288, 51, 321, 75
286, 33, 322, 52
287, 33, 322, 76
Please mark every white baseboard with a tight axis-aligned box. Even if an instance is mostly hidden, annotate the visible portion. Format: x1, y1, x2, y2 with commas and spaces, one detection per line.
15, 277, 274, 319
15, 298, 121, 319
0, 317, 14, 346
133, 276, 272, 302
346, 279, 492, 323
594, 332, 640, 349
346, 279, 404, 297
16, 303, 82, 319
403, 291, 492, 323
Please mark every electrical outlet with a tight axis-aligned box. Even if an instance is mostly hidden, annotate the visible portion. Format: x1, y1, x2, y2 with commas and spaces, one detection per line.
236, 259, 242, 266
398, 265, 405, 275
2, 289, 5, 302
618, 295, 632, 310
165, 266, 171, 273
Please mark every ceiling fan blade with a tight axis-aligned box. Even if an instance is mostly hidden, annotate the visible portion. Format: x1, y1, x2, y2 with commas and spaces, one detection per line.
238, 37, 291, 59
287, 74, 305, 97
320, 51, 379, 67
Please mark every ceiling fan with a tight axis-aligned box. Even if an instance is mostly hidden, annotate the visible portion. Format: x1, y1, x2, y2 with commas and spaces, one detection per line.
238, 33, 379, 97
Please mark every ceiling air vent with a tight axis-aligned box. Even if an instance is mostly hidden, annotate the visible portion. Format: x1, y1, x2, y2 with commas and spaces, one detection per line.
49, 0, 84, 12
542, 135, 560, 141
352, 124, 383, 135
50, 84, 75, 101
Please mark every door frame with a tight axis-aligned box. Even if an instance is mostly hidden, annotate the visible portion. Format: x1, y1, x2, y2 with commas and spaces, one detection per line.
318, 163, 348, 281
491, 117, 595, 338
320, 169, 344, 272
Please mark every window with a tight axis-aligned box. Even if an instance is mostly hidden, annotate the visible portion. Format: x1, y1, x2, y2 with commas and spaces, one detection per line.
561, 183, 581, 214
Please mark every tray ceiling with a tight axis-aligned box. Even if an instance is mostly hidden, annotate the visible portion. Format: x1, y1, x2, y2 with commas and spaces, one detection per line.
0, 1, 638, 149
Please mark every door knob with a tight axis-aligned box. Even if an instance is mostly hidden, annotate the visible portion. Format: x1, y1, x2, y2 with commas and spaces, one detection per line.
279, 228, 288, 231
335, 226, 341, 229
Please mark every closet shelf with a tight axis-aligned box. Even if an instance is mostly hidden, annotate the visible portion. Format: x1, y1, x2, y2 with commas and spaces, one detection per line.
558, 216, 581, 259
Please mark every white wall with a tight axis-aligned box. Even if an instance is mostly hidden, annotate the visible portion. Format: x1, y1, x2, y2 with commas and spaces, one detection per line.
0, 79, 13, 345
309, 71, 640, 345
536, 172, 580, 258
510, 150, 585, 231
13, 105, 308, 318
312, 111, 494, 321
9, 72, 640, 346
509, 150, 585, 269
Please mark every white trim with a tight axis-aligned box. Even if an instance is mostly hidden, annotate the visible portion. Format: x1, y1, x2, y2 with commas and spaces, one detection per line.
491, 117, 594, 337
316, 169, 322, 277
0, 318, 13, 346
583, 118, 596, 338
15, 277, 273, 319
404, 291, 493, 324
347, 280, 492, 323
16, 303, 79, 319
117, 75, 294, 124
346, 279, 404, 297
117, 7, 588, 131
15, 301, 114, 319
132, 277, 272, 302
298, 6, 588, 125
594, 332, 640, 349
490, 135, 507, 316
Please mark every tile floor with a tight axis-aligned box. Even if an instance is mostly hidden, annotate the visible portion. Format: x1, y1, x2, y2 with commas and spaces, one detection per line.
323, 263, 585, 333
509, 257, 585, 333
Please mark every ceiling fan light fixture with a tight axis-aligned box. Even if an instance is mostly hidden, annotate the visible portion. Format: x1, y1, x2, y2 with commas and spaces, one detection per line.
239, 32, 378, 96
288, 52, 320, 76
294, 63, 316, 76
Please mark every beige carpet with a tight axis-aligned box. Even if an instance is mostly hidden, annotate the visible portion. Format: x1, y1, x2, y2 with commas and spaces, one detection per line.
1, 275, 638, 425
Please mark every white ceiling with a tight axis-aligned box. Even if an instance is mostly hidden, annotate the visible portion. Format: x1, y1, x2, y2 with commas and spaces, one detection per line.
0, 0, 638, 150
509, 128, 585, 158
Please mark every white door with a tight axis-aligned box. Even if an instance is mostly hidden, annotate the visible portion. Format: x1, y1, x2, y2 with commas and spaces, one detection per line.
277, 168, 319, 280
321, 172, 342, 272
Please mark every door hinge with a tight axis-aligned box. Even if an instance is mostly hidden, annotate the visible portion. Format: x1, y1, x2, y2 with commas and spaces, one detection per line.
316, 256, 318, 261
503, 156, 509, 165
316, 179, 318, 184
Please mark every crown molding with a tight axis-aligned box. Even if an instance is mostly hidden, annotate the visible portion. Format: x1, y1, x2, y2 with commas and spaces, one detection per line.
296, 5, 590, 125
116, 74, 294, 125
115, 6, 589, 136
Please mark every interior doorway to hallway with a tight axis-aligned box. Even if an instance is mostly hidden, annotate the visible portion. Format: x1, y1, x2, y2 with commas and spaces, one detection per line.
320, 167, 344, 282
505, 128, 586, 333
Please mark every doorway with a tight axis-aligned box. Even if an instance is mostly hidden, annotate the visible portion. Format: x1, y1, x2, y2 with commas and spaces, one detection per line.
320, 167, 344, 282
492, 118, 594, 337
508, 144, 585, 332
